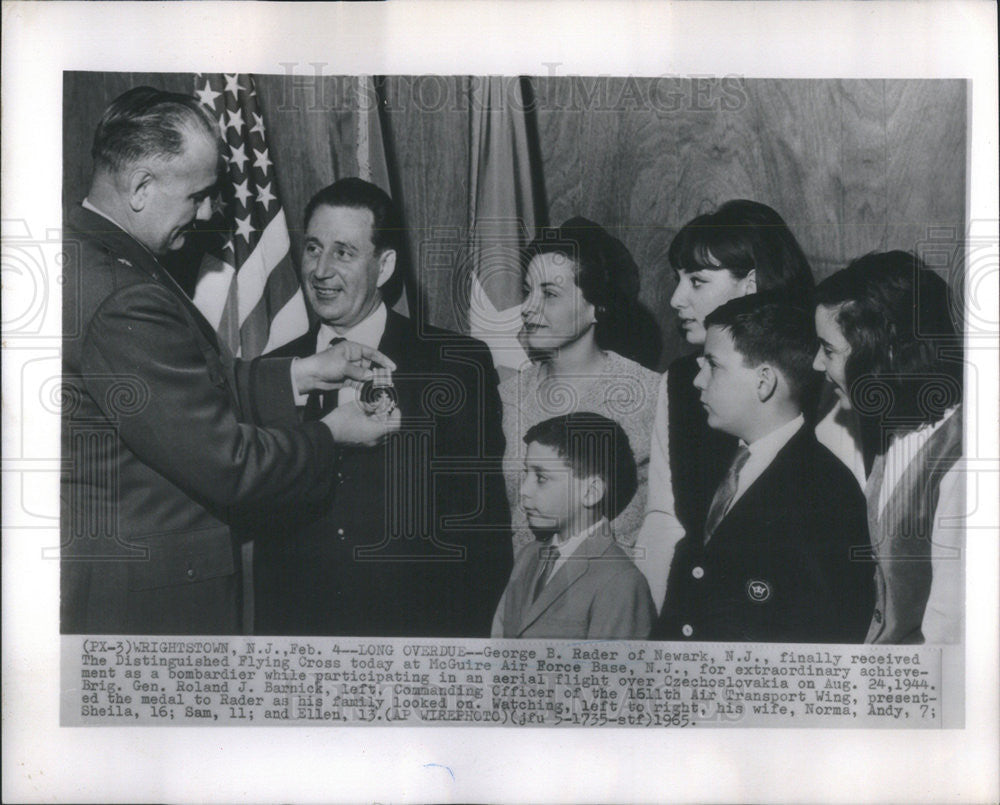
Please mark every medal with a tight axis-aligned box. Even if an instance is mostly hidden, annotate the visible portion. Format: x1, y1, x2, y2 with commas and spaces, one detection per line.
359, 366, 397, 417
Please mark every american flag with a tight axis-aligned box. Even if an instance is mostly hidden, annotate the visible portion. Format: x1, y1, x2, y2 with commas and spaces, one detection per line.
192, 73, 308, 358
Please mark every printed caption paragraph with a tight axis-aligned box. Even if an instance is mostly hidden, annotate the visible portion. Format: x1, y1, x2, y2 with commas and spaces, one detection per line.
62, 637, 960, 728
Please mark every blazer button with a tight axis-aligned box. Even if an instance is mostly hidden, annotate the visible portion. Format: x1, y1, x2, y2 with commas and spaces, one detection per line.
337, 528, 345, 539
186, 567, 196, 581
681, 624, 694, 637
691, 566, 704, 579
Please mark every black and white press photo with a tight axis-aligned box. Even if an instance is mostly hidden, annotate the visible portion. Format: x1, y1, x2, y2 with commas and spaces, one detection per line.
55, 69, 971, 725
4, 2, 998, 803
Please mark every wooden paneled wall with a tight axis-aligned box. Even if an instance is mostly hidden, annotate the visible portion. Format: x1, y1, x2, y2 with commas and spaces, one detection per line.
532, 77, 966, 365
64, 74, 966, 369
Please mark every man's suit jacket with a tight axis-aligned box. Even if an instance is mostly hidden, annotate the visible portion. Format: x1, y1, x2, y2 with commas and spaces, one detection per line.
492, 528, 655, 639
654, 426, 874, 643
253, 310, 512, 637
60, 205, 340, 635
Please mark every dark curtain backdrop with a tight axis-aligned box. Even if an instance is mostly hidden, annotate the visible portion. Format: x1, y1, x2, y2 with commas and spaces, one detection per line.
64, 73, 966, 371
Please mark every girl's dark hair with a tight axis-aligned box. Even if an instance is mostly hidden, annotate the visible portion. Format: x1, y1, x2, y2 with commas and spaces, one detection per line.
668, 199, 815, 302
523, 217, 660, 367
815, 250, 962, 437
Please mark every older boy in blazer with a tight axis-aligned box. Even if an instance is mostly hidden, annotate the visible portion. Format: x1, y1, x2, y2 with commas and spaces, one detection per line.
493, 412, 655, 640
654, 294, 873, 643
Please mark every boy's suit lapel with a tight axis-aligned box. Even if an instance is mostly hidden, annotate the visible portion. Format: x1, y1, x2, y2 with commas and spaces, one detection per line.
706, 427, 809, 548
516, 528, 615, 635
508, 544, 544, 630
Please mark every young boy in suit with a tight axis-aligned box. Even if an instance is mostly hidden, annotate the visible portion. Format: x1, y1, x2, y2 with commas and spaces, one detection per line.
654, 294, 873, 642
492, 412, 655, 639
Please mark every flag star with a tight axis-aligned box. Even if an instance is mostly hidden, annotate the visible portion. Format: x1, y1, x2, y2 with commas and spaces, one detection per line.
223, 74, 246, 98
250, 112, 265, 135
211, 195, 228, 217
234, 215, 254, 242
233, 178, 252, 206
253, 147, 272, 173
195, 80, 221, 108
227, 143, 249, 172
256, 182, 276, 210
226, 108, 245, 132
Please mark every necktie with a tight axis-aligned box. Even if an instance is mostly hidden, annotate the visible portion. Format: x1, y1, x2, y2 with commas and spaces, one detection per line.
532, 544, 560, 602
318, 337, 345, 416
703, 446, 751, 542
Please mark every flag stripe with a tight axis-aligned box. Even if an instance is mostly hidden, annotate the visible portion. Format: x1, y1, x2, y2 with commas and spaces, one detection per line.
239, 252, 306, 353
192, 252, 236, 330
237, 297, 269, 359
234, 211, 292, 322
217, 276, 241, 357
264, 290, 309, 354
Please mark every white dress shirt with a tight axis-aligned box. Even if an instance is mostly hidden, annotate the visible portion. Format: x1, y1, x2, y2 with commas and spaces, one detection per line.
727, 414, 805, 514
315, 302, 388, 406
545, 518, 610, 581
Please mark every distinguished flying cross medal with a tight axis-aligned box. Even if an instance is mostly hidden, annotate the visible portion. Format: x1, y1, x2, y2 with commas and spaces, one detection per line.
359, 366, 397, 418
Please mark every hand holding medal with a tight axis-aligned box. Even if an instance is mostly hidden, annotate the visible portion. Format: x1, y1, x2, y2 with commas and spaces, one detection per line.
359, 365, 397, 419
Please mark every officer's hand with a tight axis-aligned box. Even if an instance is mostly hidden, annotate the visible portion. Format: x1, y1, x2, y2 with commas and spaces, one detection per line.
321, 400, 401, 447
292, 340, 397, 394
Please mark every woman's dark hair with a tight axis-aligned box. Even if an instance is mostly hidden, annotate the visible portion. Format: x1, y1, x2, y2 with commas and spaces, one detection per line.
523, 216, 661, 368
815, 250, 962, 436
668, 199, 815, 302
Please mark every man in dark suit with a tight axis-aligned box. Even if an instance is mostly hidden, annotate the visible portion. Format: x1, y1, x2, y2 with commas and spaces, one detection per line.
61, 88, 399, 635
653, 294, 873, 643
253, 178, 512, 637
